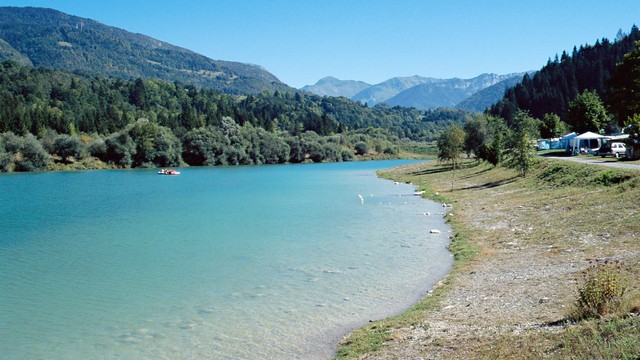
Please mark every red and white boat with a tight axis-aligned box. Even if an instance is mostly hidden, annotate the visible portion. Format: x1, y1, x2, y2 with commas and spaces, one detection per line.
158, 168, 180, 175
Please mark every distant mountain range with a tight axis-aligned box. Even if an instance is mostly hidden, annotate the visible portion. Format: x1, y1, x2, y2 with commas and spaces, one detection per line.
0, 7, 293, 95
0, 6, 528, 112
300, 76, 372, 98
302, 73, 529, 112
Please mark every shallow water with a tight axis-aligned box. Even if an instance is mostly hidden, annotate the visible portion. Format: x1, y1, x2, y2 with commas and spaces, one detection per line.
0, 160, 452, 359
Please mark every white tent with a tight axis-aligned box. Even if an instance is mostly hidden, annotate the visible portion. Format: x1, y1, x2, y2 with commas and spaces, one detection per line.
570, 131, 606, 155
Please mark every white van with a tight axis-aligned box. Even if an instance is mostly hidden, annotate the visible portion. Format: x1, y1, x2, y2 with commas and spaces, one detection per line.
599, 142, 627, 158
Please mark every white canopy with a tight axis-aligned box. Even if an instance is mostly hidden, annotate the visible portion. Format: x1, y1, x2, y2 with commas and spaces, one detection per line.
575, 131, 605, 139
570, 132, 606, 155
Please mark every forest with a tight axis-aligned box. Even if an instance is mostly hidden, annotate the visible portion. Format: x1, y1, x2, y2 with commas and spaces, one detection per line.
440, 28, 640, 177
4, 22, 639, 173
0, 60, 467, 172
490, 25, 640, 127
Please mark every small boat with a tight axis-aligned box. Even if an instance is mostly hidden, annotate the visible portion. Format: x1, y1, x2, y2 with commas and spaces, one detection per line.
414, 190, 425, 195
158, 168, 180, 175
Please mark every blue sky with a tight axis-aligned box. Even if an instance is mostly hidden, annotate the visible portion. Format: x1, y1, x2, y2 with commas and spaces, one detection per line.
1, 1, 638, 88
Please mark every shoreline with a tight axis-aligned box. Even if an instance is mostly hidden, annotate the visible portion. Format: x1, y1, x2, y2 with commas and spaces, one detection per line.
336, 159, 640, 359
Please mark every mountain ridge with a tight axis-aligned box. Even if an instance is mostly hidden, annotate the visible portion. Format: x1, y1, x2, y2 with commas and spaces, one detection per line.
300, 76, 371, 98
0, 6, 293, 95
302, 72, 528, 111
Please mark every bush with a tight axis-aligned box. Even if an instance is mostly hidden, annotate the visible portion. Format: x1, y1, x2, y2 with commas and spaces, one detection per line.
88, 136, 107, 159
104, 131, 135, 167
0, 137, 10, 171
52, 134, 86, 162
354, 141, 369, 155
571, 260, 628, 321
182, 127, 219, 166
341, 149, 355, 161
1, 132, 51, 171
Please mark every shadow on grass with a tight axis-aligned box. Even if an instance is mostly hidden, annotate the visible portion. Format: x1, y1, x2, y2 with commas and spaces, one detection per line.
455, 175, 520, 191
409, 161, 482, 177
539, 151, 570, 157
459, 166, 492, 179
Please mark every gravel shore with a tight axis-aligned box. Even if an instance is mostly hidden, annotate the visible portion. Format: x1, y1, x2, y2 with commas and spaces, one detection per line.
350, 160, 640, 359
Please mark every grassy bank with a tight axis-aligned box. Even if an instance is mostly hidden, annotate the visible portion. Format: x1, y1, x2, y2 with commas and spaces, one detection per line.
335, 158, 640, 359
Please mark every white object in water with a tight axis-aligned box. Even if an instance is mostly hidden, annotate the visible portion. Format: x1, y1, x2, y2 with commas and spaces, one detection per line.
430, 229, 441, 234
358, 194, 364, 204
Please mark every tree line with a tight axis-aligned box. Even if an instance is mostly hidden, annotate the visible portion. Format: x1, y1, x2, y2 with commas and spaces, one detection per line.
490, 25, 640, 128
438, 26, 640, 177
439, 32, 640, 177
0, 60, 467, 172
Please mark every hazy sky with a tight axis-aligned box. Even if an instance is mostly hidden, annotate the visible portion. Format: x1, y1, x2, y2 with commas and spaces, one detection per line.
1, 1, 638, 88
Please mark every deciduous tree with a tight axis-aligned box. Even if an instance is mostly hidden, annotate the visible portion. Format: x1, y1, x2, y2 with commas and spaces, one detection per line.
566, 90, 609, 133
437, 124, 465, 190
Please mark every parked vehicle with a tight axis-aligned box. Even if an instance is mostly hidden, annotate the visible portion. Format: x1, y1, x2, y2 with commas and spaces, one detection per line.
598, 142, 626, 158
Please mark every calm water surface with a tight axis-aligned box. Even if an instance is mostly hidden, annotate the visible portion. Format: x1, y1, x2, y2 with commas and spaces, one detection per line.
0, 160, 452, 359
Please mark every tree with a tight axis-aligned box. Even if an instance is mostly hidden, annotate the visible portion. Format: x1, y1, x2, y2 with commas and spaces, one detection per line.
437, 124, 465, 190
540, 113, 567, 138
565, 90, 609, 133
463, 115, 486, 158
607, 41, 640, 125
623, 114, 640, 159
103, 131, 135, 167
125, 119, 182, 167
509, 110, 541, 146
507, 132, 537, 177
52, 134, 86, 162
476, 115, 507, 167
129, 78, 149, 110
506, 111, 539, 177
182, 126, 221, 166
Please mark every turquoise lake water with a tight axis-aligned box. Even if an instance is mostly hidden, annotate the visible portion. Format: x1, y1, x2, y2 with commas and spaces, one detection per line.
0, 160, 452, 359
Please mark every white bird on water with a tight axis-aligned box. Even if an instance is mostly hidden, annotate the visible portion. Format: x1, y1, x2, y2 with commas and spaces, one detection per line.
358, 194, 364, 204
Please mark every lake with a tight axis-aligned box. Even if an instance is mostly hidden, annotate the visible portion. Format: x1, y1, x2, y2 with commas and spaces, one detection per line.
0, 160, 452, 359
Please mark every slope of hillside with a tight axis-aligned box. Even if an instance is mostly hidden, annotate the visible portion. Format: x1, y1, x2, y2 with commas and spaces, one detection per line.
351, 75, 439, 106
371, 73, 527, 110
386, 81, 469, 109
0, 6, 292, 94
456, 74, 528, 112
301, 76, 371, 98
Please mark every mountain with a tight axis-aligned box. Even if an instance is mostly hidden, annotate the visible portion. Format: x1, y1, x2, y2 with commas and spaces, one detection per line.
351, 75, 440, 106
385, 73, 527, 110
0, 6, 292, 95
455, 73, 529, 112
303, 73, 528, 111
301, 76, 371, 98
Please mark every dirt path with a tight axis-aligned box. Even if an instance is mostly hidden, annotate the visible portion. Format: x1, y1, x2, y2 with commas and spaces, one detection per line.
544, 155, 640, 170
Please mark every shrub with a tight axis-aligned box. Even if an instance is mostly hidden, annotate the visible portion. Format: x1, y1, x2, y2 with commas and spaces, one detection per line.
571, 260, 628, 321
354, 141, 369, 155
88, 137, 107, 159
104, 131, 135, 167
1, 132, 51, 171
52, 134, 86, 162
